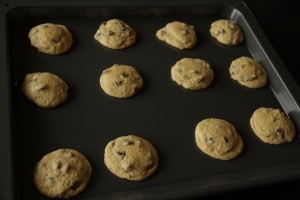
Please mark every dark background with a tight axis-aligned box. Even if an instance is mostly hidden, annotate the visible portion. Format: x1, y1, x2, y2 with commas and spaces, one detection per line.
199, 0, 300, 199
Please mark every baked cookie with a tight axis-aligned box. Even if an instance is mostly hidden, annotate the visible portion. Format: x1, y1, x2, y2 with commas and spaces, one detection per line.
28, 23, 73, 55
156, 21, 197, 49
229, 56, 268, 88
104, 135, 158, 181
99, 64, 143, 98
195, 118, 243, 160
94, 19, 136, 49
34, 149, 92, 198
210, 19, 244, 46
22, 72, 68, 108
250, 107, 296, 144
171, 58, 214, 90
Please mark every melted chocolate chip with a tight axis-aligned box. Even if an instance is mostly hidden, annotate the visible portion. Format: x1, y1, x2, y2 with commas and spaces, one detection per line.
125, 140, 134, 145
117, 151, 126, 159
224, 137, 229, 143
56, 161, 62, 169
115, 80, 124, 86
70, 181, 81, 190
108, 30, 115, 36
52, 37, 61, 43
276, 128, 285, 138
120, 72, 129, 78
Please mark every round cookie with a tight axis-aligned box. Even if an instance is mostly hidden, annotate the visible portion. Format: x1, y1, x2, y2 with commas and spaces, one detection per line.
28, 23, 73, 55
104, 135, 158, 181
210, 19, 244, 46
34, 149, 92, 198
94, 19, 136, 49
156, 21, 197, 50
171, 58, 214, 90
99, 64, 143, 98
22, 72, 69, 108
195, 118, 243, 160
250, 107, 296, 144
229, 56, 268, 88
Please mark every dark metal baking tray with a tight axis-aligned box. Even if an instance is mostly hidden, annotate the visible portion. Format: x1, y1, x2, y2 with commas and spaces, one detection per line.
1, 0, 300, 199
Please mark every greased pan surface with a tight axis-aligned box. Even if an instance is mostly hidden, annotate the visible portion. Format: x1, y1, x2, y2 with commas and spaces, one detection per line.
1, 1, 300, 199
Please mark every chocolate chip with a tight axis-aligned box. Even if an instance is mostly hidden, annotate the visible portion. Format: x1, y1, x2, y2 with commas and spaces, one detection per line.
37, 84, 48, 91
52, 37, 61, 43
276, 128, 285, 138
111, 141, 115, 147
125, 140, 134, 145
120, 23, 128, 32
56, 162, 62, 169
120, 72, 129, 78
197, 77, 206, 84
115, 80, 124, 86
207, 137, 213, 144
224, 137, 229, 143
146, 163, 155, 171
70, 180, 81, 190
215, 29, 224, 36
117, 151, 126, 159
108, 30, 115, 36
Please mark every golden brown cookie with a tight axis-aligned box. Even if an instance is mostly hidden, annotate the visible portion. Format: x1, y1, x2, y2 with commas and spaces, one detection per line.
210, 19, 244, 46
195, 118, 243, 160
104, 135, 158, 181
229, 56, 268, 88
94, 19, 136, 49
28, 23, 73, 55
99, 64, 143, 98
250, 107, 296, 144
171, 58, 214, 90
22, 72, 68, 108
34, 149, 92, 198
156, 21, 197, 49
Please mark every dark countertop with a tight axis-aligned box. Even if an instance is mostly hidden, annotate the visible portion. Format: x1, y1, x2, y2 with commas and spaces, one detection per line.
197, 0, 300, 199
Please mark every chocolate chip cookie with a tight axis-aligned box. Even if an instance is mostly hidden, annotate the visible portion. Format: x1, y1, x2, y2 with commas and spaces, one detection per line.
250, 107, 296, 144
229, 56, 268, 88
104, 135, 158, 181
34, 149, 92, 198
171, 57, 214, 90
156, 21, 197, 49
94, 19, 136, 49
22, 72, 69, 108
28, 23, 73, 55
195, 118, 244, 160
210, 19, 244, 46
99, 64, 143, 98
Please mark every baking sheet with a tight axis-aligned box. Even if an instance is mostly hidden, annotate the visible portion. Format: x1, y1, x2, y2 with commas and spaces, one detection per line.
1, 0, 300, 199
